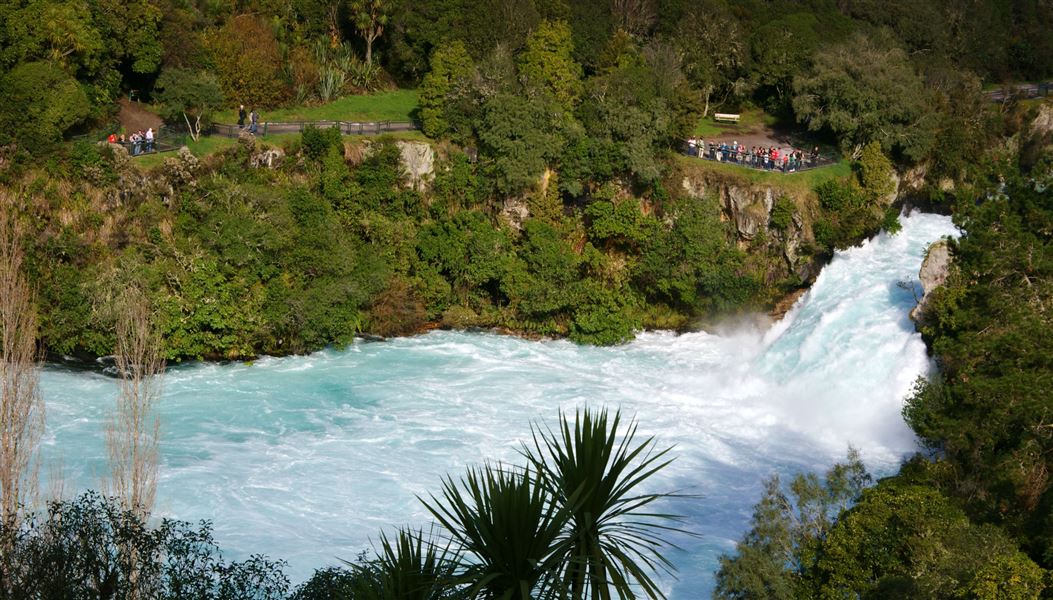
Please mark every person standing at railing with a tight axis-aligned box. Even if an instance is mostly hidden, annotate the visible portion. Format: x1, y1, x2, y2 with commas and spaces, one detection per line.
249, 108, 259, 135
145, 128, 154, 153
238, 105, 247, 129
129, 130, 142, 156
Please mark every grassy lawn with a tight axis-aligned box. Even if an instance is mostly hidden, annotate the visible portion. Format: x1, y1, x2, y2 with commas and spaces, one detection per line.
692, 107, 779, 137
214, 89, 418, 124
132, 135, 238, 170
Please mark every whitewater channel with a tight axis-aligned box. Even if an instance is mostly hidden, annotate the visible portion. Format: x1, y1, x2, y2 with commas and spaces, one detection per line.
40, 211, 957, 596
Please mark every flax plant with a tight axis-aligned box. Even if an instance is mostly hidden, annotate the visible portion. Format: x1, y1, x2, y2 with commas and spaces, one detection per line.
424, 463, 568, 600
527, 408, 682, 600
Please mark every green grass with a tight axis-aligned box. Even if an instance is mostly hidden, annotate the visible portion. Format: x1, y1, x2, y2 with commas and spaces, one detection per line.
131, 129, 430, 171
132, 135, 237, 170
677, 154, 851, 193
692, 107, 779, 137
214, 89, 419, 124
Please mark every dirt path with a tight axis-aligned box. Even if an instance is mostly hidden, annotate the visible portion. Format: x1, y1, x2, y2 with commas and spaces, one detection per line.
117, 98, 163, 133
696, 121, 815, 154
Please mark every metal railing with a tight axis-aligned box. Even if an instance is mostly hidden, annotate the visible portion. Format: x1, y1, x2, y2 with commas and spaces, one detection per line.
210, 119, 419, 138
683, 142, 838, 173
985, 81, 1053, 102
74, 127, 189, 158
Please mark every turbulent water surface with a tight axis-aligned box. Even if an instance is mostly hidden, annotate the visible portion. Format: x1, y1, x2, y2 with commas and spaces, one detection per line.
41, 212, 957, 596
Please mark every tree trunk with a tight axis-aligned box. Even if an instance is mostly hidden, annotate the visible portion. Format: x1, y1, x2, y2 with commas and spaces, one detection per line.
108, 287, 164, 520
183, 112, 198, 142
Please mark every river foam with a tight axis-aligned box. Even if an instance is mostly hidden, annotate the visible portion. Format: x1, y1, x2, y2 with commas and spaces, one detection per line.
40, 211, 957, 596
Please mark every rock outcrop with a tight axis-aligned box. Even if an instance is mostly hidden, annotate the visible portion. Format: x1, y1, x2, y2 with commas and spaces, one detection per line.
250, 147, 284, 169
397, 141, 435, 191
910, 239, 952, 324
680, 170, 818, 282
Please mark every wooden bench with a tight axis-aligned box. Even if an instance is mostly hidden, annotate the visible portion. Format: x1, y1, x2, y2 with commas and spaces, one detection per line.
713, 113, 741, 123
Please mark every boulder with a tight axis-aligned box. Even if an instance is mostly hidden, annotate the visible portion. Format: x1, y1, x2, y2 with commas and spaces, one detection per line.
910, 239, 952, 324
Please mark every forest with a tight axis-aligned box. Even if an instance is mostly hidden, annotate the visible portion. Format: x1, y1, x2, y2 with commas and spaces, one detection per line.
0, 0, 1051, 598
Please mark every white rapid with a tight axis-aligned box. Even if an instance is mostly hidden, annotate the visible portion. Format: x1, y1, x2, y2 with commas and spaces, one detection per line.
40, 211, 957, 596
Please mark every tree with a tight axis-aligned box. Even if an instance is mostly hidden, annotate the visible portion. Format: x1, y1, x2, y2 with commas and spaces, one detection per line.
0, 61, 89, 153
517, 20, 582, 114
204, 14, 287, 107
672, 4, 749, 116
714, 450, 871, 599
749, 13, 822, 113
349, 0, 389, 65
424, 463, 567, 599
816, 483, 1046, 598
0, 202, 43, 586
418, 41, 476, 139
904, 165, 1053, 562
422, 408, 681, 600
792, 33, 935, 160
107, 289, 164, 520
477, 93, 568, 195
3, 491, 290, 598
154, 68, 224, 141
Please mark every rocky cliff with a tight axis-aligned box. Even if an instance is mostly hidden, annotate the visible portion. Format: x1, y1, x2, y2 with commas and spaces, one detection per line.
679, 165, 825, 287
910, 239, 952, 325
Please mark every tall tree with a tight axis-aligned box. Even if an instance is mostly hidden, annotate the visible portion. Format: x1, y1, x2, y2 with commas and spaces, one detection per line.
517, 20, 583, 114
349, 0, 389, 65
792, 32, 936, 160
527, 408, 681, 600
418, 41, 476, 139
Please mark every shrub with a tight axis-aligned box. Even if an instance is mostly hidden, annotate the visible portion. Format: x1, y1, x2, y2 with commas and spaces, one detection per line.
301, 124, 343, 161
769, 196, 796, 231
2, 491, 289, 598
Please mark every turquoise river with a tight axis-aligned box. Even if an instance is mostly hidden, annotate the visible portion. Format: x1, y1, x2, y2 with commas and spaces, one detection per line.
40, 211, 957, 596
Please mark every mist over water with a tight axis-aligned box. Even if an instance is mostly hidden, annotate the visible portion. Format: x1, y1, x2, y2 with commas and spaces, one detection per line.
41, 212, 957, 596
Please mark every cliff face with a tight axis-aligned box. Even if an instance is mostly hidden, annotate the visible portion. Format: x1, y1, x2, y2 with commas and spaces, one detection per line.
679, 167, 824, 286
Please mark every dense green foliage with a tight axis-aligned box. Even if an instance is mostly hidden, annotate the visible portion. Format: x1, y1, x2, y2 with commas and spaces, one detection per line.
906, 152, 1053, 564
3, 1, 1053, 594
14, 123, 790, 359
715, 454, 1049, 599
0, 491, 289, 599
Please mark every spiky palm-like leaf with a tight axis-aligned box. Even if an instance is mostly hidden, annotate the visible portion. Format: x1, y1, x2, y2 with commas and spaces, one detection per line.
345, 527, 460, 600
422, 463, 568, 600
527, 408, 681, 600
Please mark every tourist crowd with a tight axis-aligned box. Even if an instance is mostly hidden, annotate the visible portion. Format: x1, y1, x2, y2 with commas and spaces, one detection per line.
686, 139, 822, 173
107, 128, 155, 156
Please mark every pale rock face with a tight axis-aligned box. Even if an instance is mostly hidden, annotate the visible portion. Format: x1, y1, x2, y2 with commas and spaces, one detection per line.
397, 141, 435, 191
1031, 103, 1053, 138
250, 147, 284, 169
500, 196, 530, 231
910, 238, 952, 324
